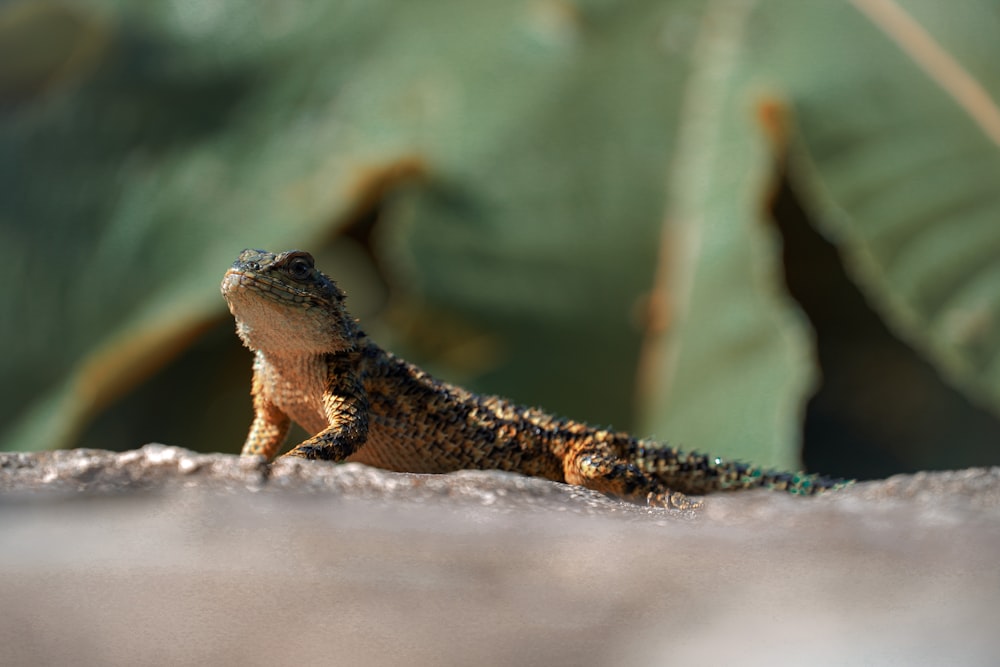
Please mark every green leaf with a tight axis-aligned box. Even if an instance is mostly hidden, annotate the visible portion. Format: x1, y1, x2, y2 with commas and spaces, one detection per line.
373, 0, 697, 428
771, 0, 1000, 414
636, 1, 815, 469
639, 0, 1000, 468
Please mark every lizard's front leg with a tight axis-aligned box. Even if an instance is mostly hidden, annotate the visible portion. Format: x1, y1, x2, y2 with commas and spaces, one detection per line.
241, 374, 291, 460
283, 363, 370, 461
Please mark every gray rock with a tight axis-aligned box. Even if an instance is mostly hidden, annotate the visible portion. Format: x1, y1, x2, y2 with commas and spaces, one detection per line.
1, 445, 998, 666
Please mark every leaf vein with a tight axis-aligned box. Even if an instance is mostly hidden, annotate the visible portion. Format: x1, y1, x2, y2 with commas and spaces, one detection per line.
851, 0, 1000, 147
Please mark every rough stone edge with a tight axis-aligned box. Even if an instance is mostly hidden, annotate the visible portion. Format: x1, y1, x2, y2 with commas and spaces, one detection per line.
2, 445, 998, 518
0, 444, 676, 519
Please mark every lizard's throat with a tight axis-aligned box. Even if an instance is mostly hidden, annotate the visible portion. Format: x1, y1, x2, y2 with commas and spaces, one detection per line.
227, 296, 352, 355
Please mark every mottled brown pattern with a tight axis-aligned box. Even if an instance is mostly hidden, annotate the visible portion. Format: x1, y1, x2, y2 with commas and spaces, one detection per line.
222, 249, 850, 509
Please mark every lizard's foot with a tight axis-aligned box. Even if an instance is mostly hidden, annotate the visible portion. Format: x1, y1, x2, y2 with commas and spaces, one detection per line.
280, 447, 323, 460
281, 427, 362, 462
647, 490, 703, 510
565, 447, 703, 509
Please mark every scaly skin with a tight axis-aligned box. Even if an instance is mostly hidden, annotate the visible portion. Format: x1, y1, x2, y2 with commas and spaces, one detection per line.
221, 248, 850, 509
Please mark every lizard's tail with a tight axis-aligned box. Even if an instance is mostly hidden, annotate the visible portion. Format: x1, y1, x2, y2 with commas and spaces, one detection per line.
627, 441, 853, 496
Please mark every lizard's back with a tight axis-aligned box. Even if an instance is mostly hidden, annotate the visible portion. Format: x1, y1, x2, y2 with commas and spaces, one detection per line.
346, 345, 569, 481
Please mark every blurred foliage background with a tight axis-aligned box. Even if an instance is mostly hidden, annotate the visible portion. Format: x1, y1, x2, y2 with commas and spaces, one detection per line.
2, 0, 999, 479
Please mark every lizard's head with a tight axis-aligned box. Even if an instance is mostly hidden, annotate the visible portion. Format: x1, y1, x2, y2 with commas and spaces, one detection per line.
221, 248, 357, 354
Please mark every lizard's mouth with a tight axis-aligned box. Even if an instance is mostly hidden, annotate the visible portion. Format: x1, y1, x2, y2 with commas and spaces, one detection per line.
222, 268, 329, 309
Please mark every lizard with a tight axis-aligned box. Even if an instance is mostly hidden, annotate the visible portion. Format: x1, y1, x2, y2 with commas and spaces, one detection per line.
221, 248, 851, 509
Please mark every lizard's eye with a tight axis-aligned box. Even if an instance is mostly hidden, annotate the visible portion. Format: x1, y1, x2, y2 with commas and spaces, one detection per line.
286, 257, 312, 281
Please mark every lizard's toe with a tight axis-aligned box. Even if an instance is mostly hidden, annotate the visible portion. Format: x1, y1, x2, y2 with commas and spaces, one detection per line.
647, 490, 703, 510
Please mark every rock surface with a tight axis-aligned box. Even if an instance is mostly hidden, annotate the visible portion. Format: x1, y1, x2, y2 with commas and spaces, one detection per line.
1, 445, 998, 666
